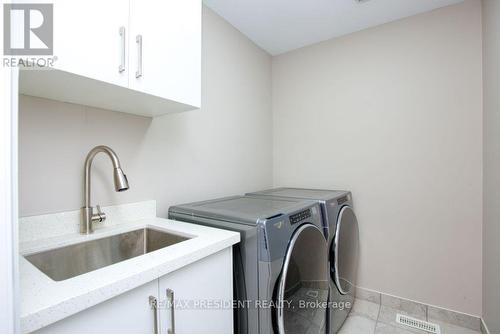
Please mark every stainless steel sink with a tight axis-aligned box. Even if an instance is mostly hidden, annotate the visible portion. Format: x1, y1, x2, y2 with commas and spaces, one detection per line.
24, 228, 190, 281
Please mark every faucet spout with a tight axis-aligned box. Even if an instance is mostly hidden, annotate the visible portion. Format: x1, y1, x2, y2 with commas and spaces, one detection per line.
81, 145, 129, 234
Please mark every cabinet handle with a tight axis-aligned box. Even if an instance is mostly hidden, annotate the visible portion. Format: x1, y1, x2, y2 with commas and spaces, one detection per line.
149, 296, 159, 334
136, 35, 143, 78
166, 289, 175, 334
118, 26, 126, 73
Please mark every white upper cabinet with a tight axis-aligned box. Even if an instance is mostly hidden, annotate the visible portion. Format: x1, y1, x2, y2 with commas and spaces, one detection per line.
51, 0, 129, 88
129, 0, 201, 107
19, 0, 201, 117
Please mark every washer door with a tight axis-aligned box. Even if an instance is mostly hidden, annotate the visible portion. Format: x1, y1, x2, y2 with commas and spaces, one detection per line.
276, 224, 329, 334
332, 206, 359, 295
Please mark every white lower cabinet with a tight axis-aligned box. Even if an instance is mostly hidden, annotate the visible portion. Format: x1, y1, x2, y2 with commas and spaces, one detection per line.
34, 248, 233, 334
34, 280, 159, 334
158, 248, 233, 334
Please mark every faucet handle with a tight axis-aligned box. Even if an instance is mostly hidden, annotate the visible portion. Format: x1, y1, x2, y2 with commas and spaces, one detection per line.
93, 205, 107, 223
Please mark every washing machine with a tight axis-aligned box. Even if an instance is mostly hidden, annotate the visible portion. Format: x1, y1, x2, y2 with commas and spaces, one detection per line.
168, 195, 329, 334
246, 188, 359, 334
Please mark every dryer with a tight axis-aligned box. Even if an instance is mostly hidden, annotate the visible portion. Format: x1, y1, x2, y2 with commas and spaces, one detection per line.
246, 188, 359, 334
168, 196, 329, 334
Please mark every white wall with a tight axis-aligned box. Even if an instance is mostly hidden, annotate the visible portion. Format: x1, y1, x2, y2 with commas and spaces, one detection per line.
18, 6, 272, 218
482, 0, 500, 332
1, 67, 19, 334
272, 0, 482, 315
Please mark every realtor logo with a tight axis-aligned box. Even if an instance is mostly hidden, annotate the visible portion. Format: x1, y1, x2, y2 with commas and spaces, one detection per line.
3, 3, 53, 55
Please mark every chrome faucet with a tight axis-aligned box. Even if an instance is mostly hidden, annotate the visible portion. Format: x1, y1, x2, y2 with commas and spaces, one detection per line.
81, 145, 129, 234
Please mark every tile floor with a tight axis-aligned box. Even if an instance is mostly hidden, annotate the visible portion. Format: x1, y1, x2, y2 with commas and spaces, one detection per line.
338, 299, 482, 334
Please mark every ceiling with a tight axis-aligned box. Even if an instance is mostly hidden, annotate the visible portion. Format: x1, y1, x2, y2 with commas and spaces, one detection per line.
203, 0, 465, 55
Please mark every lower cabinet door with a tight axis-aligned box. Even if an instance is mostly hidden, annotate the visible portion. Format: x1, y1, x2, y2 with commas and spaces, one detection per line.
158, 248, 234, 334
34, 280, 160, 334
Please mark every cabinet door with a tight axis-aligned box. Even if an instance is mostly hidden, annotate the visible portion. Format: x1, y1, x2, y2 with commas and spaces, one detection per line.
34, 280, 159, 334
129, 0, 201, 108
51, 0, 129, 87
158, 248, 233, 334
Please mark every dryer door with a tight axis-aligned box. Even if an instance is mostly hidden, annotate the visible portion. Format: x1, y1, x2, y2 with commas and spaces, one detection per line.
276, 224, 329, 334
332, 206, 359, 295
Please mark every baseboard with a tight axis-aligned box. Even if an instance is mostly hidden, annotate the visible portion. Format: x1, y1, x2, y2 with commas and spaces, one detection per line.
355, 286, 481, 332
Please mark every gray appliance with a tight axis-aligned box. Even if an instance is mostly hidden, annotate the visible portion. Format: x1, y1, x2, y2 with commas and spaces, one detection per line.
169, 196, 329, 334
246, 189, 359, 334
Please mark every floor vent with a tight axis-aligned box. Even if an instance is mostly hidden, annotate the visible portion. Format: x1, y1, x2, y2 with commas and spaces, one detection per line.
396, 314, 441, 334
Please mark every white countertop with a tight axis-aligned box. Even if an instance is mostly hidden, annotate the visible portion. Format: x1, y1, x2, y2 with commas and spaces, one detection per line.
20, 218, 240, 333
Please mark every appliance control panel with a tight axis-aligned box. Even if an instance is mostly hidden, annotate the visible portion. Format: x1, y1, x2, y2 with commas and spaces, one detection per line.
289, 208, 312, 225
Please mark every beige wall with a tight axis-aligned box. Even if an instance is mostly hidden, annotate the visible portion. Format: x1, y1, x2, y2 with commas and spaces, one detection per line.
19, 6, 273, 218
482, 0, 500, 332
272, 0, 483, 315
